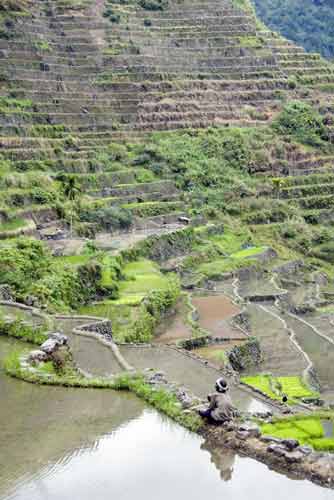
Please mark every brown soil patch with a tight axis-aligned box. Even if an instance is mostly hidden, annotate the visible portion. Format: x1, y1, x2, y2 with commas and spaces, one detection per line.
192, 295, 245, 339
154, 297, 192, 344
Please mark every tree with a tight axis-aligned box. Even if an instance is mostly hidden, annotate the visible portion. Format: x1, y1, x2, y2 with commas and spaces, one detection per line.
61, 175, 81, 237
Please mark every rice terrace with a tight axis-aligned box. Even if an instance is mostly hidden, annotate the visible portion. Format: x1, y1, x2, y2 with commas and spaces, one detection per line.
1, 0, 334, 498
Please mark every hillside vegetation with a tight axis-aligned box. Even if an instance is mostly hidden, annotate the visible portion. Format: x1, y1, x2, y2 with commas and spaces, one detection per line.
0, 0, 333, 335
253, 0, 334, 59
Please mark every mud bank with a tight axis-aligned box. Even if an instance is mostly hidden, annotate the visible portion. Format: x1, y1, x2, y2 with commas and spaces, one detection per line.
202, 422, 334, 489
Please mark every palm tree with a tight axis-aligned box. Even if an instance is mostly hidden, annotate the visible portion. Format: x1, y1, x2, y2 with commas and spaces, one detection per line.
61, 175, 81, 237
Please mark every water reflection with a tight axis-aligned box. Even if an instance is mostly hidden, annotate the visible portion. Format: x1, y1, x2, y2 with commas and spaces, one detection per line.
2, 410, 333, 500
201, 441, 236, 481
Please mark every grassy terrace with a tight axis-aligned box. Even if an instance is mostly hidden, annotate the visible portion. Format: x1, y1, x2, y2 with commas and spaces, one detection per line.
79, 258, 180, 342
261, 414, 334, 451
0, 217, 27, 232
241, 374, 318, 403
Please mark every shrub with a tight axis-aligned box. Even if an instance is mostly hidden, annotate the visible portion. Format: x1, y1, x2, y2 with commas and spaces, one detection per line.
80, 206, 133, 230
0, 316, 48, 344
273, 101, 329, 146
139, 0, 167, 10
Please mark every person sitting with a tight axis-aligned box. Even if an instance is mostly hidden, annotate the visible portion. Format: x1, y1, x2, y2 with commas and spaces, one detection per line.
199, 378, 237, 424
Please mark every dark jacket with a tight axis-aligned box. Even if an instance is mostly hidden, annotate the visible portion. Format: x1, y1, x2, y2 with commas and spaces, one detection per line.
208, 391, 236, 422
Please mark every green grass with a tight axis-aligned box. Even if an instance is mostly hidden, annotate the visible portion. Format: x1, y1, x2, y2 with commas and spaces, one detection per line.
231, 245, 267, 259
198, 256, 257, 277
0, 317, 48, 345
260, 414, 334, 451
242, 375, 278, 399
241, 375, 318, 402
54, 255, 91, 267
277, 376, 317, 399
0, 218, 27, 232
119, 259, 170, 296
208, 227, 252, 254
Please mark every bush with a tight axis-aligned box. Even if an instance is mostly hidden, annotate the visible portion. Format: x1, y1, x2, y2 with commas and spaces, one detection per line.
80, 206, 133, 231
273, 101, 329, 146
139, 0, 167, 10
0, 316, 48, 344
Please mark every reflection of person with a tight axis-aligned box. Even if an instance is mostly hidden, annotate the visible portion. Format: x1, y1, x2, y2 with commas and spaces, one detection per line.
201, 441, 236, 482
199, 378, 237, 423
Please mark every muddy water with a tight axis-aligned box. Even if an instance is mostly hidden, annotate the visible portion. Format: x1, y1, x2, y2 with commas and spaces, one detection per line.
0, 304, 45, 326
246, 304, 308, 376
0, 336, 145, 498
284, 312, 334, 392
0, 335, 331, 500
120, 344, 272, 413
1, 333, 334, 496
57, 317, 124, 376
238, 277, 285, 300
191, 295, 245, 339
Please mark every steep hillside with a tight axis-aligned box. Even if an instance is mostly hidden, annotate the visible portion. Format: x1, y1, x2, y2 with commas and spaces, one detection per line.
253, 0, 334, 60
0, 0, 334, 316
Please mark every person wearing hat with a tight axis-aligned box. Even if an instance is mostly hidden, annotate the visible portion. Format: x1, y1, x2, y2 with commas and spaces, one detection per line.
199, 378, 237, 423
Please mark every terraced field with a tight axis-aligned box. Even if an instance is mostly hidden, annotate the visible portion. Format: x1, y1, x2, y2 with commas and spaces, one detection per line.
2, 0, 334, 465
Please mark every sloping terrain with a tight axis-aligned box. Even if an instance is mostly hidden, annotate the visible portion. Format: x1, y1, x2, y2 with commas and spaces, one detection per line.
1, 0, 334, 410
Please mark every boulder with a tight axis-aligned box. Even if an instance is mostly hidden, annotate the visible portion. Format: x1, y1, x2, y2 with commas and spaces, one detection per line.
0, 284, 13, 301
284, 450, 305, 464
298, 445, 313, 456
175, 388, 193, 409
236, 430, 251, 440
281, 438, 299, 450
238, 422, 261, 438
40, 333, 68, 355
48, 332, 68, 345
267, 443, 288, 457
28, 350, 49, 365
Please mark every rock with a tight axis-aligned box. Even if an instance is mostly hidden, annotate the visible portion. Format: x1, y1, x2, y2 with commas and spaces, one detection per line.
298, 445, 313, 456
40, 338, 59, 355
267, 444, 288, 457
0, 284, 13, 301
284, 450, 305, 464
28, 350, 49, 365
178, 216, 190, 224
223, 421, 237, 432
147, 371, 168, 384
175, 388, 193, 409
253, 411, 273, 419
236, 430, 250, 440
281, 438, 299, 450
48, 332, 68, 345
238, 422, 261, 438
24, 295, 39, 307
261, 436, 283, 444
40, 333, 67, 355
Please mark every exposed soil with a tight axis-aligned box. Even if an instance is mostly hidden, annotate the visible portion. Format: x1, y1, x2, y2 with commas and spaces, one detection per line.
154, 297, 193, 344
192, 295, 245, 339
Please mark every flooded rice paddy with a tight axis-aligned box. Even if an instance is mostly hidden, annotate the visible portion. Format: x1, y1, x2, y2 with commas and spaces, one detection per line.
0, 335, 333, 500
2, 277, 334, 497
